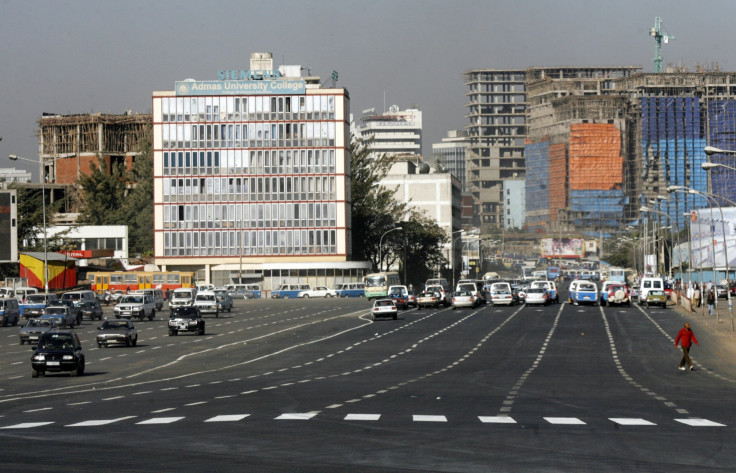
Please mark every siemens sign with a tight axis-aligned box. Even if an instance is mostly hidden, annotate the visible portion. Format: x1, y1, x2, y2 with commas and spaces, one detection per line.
218, 70, 281, 80
176, 79, 306, 96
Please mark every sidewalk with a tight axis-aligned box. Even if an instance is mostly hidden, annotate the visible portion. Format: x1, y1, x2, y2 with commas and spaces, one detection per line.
671, 294, 736, 371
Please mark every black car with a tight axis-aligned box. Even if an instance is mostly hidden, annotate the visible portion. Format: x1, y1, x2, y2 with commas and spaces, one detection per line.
168, 306, 205, 336
31, 330, 85, 377
57, 299, 83, 326
80, 300, 104, 321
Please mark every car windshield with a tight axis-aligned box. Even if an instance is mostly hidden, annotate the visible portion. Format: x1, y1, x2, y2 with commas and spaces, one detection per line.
39, 334, 75, 349
122, 296, 144, 304
45, 307, 65, 314
172, 308, 198, 318
62, 294, 81, 301
101, 320, 129, 329
579, 284, 595, 291
26, 295, 47, 303
455, 291, 471, 297
375, 300, 394, 307
26, 319, 52, 328
528, 288, 545, 294
197, 294, 216, 301
173, 292, 191, 299
365, 276, 386, 287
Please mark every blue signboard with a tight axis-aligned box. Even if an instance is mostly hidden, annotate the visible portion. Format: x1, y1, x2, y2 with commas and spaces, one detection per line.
175, 79, 306, 96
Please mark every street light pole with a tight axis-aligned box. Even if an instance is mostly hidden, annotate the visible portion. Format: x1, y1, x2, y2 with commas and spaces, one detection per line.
9, 154, 48, 292
379, 227, 402, 272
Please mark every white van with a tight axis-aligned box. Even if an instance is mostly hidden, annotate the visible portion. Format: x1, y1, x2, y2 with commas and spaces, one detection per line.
489, 282, 514, 306
61, 290, 97, 308
639, 277, 664, 305
132, 288, 165, 311
13, 287, 39, 302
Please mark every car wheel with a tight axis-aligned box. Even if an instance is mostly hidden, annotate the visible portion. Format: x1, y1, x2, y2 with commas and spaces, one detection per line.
393, 313, 397, 320
76, 363, 85, 377
132, 337, 137, 347
169, 329, 177, 336
228, 306, 232, 312
199, 327, 205, 335
125, 337, 131, 347
20, 340, 24, 345
452, 306, 456, 310
372, 314, 377, 321
31, 368, 40, 378
284, 295, 290, 299
98, 343, 102, 348
149, 310, 155, 321
215, 311, 219, 319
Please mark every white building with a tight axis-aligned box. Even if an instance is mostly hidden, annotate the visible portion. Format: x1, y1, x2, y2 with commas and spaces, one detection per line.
352, 105, 422, 160
43, 225, 128, 266
379, 160, 462, 271
151, 52, 370, 290
0, 167, 32, 185
431, 130, 470, 192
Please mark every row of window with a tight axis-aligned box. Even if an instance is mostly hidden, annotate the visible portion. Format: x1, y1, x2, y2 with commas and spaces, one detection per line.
59, 238, 124, 251
162, 176, 337, 203
162, 229, 337, 257
161, 149, 337, 176
162, 203, 338, 230
161, 122, 337, 149
161, 95, 336, 123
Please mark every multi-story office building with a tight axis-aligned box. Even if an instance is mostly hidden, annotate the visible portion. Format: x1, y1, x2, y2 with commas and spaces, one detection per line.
0, 168, 32, 185
431, 130, 470, 192
353, 105, 422, 160
152, 53, 369, 289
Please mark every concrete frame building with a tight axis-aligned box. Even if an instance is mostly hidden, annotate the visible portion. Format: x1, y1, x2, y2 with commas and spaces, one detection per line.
151, 53, 370, 290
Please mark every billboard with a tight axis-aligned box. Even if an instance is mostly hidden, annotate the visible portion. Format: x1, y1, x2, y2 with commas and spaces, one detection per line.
689, 207, 736, 269
540, 237, 584, 258
0, 190, 18, 263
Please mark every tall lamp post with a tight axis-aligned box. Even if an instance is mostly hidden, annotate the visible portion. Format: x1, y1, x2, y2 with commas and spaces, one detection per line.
640, 206, 679, 281
9, 154, 48, 292
451, 231, 465, 291
378, 227, 402, 272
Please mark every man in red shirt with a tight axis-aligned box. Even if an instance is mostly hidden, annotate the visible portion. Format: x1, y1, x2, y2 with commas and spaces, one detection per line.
675, 322, 699, 371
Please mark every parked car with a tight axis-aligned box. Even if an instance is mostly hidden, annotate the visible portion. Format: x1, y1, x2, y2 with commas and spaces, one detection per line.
96, 319, 138, 347
716, 285, 729, 300
110, 290, 127, 302
452, 290, 476, 310
19, 318, 56, 345
41, 305, 76, 327
297, 286, 338, 298
0, 298, 21, 326
80, 300, 104, 321
168, 306, 205, 336
371, 299, 398, 320
645, 290, 668, 309
524, 287, 550, 306
229, 288, 256, 299
31, 330, 85, 377
214, 289, 234, 312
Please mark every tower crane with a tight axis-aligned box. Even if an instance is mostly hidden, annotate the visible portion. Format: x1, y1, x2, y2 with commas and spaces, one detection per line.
650, 16, 675, 73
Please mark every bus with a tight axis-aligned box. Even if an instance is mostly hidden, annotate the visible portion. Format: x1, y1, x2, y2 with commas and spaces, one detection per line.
547, 266, 560, 280
363, 272, 401, 300
89, 271, 195, 294
607, 268, 626, 284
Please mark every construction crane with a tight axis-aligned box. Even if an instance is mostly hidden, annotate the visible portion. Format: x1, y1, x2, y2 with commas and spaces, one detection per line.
650, 16, 675, 73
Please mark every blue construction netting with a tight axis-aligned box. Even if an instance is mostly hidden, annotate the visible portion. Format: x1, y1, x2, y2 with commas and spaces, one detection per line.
524, 141, 550, 230
640, 97, 709, 229
708, 100, 736, 206
570, 189, 628, 229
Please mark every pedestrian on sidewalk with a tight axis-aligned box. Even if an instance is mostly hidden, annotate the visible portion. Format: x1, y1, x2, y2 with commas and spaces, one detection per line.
675, 322, 699, 371
707, 288, 716, 316
693, 284, 701, 308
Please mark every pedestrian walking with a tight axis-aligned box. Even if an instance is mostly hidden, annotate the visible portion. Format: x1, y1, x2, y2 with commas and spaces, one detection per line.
674, 322, 699, 371
693, 284, 701, 308
707, 289, 716, 316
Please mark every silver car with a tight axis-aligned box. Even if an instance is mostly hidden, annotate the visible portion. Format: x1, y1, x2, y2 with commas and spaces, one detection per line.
19, 318, 56, 345
451, 291, 476, 310
96, 319, 138, 347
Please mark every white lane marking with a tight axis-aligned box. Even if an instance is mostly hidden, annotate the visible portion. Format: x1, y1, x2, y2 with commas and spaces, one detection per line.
136, 417, 184, 425
150, 408, 176, 413
204, 414, 250, 422
479, 416, 517, 424
102, 396, 124, 401
23, 407, 52, 413
1, 422, 54, 429
345, 414, 380, 421
413, 415, 447, 422
675, 418, 726, 427
184, 401, 207, 406
67, 401, 91, 406
66, 416, 137, 427
544, 417, 586, 425
275, 412, 319, 420
609, 418, 656, 426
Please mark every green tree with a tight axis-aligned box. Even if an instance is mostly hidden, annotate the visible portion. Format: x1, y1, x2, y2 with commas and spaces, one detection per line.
120, 126, 154, 256
77, 155, 127, 225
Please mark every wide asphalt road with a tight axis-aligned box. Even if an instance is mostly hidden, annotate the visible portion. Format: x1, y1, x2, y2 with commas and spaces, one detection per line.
0, 290, 734, 472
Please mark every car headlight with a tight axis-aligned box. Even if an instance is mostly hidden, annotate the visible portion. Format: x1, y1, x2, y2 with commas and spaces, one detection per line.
63, 355, 74, 360
33, 355, 45, 361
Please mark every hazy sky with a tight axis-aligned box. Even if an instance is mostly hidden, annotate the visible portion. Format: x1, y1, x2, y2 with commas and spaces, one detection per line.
1, 0, 733, 179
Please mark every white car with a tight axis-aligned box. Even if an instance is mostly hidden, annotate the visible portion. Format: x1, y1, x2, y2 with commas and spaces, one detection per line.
193, 291, 220, 317
524, 287, 550, 305
297, 286, 337, 298
371, 299, 398, 320
452, 291, 476, 310
113, 294, 156, 321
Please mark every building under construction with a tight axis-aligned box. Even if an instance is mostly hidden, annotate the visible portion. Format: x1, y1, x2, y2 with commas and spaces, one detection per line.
523, 70, 736, 237
38, 112, 151, 186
